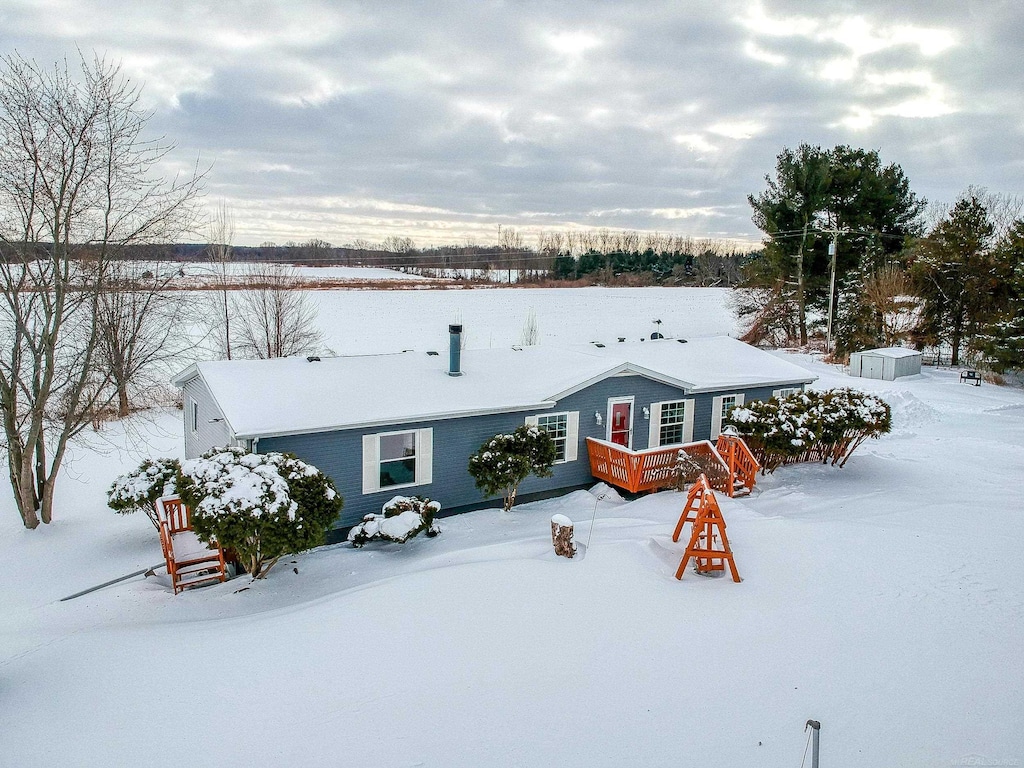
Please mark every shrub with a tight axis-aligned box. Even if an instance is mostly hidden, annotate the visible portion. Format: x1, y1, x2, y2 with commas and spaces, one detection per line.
348, 495, 441, 548
107, 457, 181, 530
468, 425, 557, 511
178, 447, 342, 578
725, 387, 891, 472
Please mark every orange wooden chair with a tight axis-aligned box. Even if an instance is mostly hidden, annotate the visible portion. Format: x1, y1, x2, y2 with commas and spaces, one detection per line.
155, 496, 228, 594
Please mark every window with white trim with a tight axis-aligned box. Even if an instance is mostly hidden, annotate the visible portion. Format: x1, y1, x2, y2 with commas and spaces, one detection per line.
526, 411, 579, 463
190, 398, 199, 433
658, 401, 686, 445
362, 428, 433, 494
711, 393, 745, 438
773, 387, 801, 399
720, 395, 740, 417
648, 399, 696, 446
537, 413, 569, 461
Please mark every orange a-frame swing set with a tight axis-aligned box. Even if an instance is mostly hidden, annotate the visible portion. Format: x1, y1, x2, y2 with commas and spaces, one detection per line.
672, 473, 741, 582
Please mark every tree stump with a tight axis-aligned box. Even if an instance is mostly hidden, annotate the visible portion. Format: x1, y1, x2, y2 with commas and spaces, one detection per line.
550, 514, 575, 559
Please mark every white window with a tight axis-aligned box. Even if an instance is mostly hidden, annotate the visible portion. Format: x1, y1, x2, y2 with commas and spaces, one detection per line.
711, 393, 745, 438
526, 411, 579, 463
362, 428, 433, 494
773, 387, 802, 399
190, 398, 199, 433
648, 399, 695, 446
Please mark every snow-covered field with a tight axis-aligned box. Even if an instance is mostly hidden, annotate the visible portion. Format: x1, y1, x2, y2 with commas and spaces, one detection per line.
171, 261, 435, 286
1, 287, 1022, 767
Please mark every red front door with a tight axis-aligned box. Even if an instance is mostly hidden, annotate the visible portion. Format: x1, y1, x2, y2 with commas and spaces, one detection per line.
610, 401, 632, 446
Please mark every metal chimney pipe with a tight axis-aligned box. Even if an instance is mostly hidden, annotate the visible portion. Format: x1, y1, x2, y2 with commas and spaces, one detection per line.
448, 324, 463, 376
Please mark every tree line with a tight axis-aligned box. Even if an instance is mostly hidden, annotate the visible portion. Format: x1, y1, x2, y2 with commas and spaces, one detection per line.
740, 143, 1023, 371
54, 230, 750, 287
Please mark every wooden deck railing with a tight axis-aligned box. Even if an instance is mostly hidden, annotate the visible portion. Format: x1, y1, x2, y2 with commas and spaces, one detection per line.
715, 434, 761, 497
586, 437, 739, 495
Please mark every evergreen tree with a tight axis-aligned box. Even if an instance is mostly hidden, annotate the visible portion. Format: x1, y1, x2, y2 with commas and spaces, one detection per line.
467, 426, 557, 511
748, 144, 831, 345
911, 196, 1010, 366
746, 144, 924, 351
979, 220, 1024, 372
178, 447, 342, 578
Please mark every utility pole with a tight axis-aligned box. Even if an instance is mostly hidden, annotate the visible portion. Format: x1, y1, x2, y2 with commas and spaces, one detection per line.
826, 235, 838, 354
823, 229, 848, 355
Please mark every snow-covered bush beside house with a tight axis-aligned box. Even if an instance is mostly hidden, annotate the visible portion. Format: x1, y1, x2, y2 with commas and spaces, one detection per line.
107, 457, 181, 529
467, 425, 558, 511
726, 387, 891, 472
348, 495, 441, 547
178, 447, 342, 578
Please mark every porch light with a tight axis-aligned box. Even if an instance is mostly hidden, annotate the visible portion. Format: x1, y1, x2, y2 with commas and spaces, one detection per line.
594, 411, 603, 425
642, 407, 650, 419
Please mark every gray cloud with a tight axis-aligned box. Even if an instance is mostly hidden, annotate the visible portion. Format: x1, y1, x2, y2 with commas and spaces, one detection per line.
3, 0, 1021, 245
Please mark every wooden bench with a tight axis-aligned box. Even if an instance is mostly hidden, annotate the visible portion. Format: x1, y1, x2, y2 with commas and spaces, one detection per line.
960, 370, 982, 386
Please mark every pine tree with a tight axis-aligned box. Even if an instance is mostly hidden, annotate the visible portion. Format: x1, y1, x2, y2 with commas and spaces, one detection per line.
979, 220, 1024, 372
911, 196, 1010, 365
746, 145, 924, 348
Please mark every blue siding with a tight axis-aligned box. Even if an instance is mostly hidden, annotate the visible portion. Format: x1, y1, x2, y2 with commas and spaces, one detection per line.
256, 376, 794, 529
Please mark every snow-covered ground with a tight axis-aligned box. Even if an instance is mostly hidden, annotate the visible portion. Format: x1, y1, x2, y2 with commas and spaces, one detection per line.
1, 288, 1022, 767
170, 261, 434, 285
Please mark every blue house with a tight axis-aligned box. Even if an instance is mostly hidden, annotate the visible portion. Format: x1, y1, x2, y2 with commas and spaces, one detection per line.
172, 327, 815, 535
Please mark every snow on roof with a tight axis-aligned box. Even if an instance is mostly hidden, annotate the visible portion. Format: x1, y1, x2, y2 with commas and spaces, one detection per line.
180, 346, 623, 439
175, 336, 816, 439
582, 336, 817, 392
855, 347, 922, 358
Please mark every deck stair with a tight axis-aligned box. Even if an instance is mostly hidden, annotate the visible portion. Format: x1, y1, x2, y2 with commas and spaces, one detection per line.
156, 496, 227, 594
585, 436, 757, 497
671, 474, 741, 582
714, 432, 760, 498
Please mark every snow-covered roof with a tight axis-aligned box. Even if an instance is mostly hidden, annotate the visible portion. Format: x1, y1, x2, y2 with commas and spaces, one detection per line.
581, 336, 817, 393
854, 347, 922, 358
173, 336, 816, 439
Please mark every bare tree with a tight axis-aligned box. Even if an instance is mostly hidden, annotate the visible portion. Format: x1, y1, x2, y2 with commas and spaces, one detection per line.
519, 308, 539, 346
96, 258, 190, 417
0, 53, 202, 529
207, 201, 235, 359
234, 263, 322, 359
862, 265, 917, 347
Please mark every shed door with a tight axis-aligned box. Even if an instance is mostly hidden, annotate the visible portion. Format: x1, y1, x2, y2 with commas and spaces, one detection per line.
608, 398, 633, 447
862, 355, 884, 379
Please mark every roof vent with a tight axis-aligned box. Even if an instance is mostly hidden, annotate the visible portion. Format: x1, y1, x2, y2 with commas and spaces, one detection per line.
591, 342, 606, 348
426, 351, 439, 356
448, 324, 463, 376
306, 356, 320, 362
677, 338, 688, 344
617, 337, 626, 343
651, 332, 664, 340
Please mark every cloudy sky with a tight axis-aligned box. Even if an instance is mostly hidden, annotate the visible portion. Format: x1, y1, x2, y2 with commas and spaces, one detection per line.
4, 0, 1021, 247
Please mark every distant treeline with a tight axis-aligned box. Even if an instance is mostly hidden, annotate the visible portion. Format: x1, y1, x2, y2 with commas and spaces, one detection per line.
4, 230, 755, 287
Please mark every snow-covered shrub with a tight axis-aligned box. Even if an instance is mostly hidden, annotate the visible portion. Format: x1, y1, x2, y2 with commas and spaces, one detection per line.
348, 495, 441, 548
725, 388, 891, 472
467, 425, 557, 511
107, 457, 181, 529
727, 395, 818, 473
178, 447, 342, 578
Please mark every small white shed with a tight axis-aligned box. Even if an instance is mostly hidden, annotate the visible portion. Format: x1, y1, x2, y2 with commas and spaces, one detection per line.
848, 347, 922, 380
